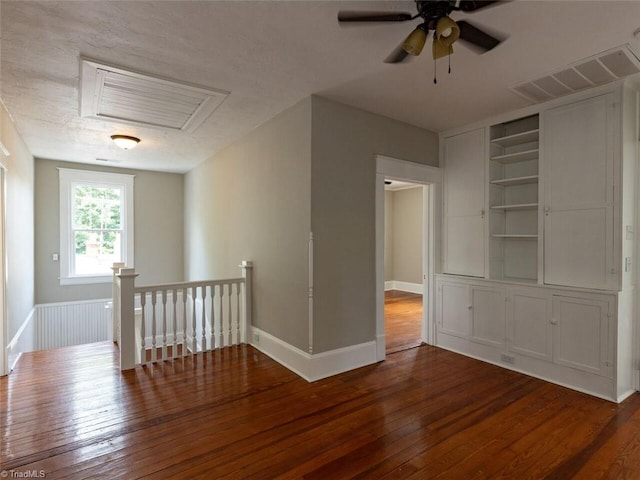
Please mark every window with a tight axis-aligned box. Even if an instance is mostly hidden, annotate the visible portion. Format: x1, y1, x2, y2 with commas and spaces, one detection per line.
59, 169, 134, 285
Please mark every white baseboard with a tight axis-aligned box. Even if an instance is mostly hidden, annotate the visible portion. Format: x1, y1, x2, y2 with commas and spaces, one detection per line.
385, 281, 423, 294
250, 327, 378, 382
7, 308, 36, 372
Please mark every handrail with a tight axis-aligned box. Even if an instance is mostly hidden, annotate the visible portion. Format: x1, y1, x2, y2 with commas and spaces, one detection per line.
134, 277, 244, 294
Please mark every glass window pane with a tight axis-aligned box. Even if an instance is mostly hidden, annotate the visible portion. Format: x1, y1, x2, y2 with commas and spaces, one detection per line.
73, 185, 121, 230
74, 230, 122, 275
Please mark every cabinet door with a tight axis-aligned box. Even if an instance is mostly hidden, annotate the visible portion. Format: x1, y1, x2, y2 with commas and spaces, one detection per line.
543, 94, 615, 289
470, 285, 505, 347
443, 128, 486, 277
508, 288, 552, 361
552, 295, 612, 377
437, 282, 470, 338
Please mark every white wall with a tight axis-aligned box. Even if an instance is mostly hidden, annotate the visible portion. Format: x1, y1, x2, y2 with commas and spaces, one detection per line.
384, 190, 394, 282
1, 102, 35, 344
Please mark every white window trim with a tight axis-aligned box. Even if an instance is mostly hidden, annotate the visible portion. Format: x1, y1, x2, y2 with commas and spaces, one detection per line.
59, 168, 134, 285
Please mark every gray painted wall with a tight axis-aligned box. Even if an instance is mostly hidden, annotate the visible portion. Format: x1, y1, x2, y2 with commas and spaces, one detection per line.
184, 97, 312, 351
310, 96, 438, 353
1, 103, 35, 340
384, 190, 394, 282
390, 187, 423, 284
34, 159, 184, 304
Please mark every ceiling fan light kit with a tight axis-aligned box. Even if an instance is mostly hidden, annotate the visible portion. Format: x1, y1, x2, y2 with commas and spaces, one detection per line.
433, 16, 460, 59
403, 25, 428, 56
338, 0, 505, 76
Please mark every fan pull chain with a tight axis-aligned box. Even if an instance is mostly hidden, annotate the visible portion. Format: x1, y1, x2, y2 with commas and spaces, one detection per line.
448, 50, 451, 74
433, 57, 437, 84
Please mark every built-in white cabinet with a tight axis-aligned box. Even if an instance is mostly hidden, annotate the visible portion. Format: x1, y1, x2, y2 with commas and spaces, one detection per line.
442, 128, 485, 277
437, 80, 639, 402
489, 115, 540, 283
552, 295, 613, 377
507, 287, 552, 362
436, 279, 506, 348
438, 281, 470, 338
543, 93, 616, 290
436, 276, 628, 401
470, 285, 506, 348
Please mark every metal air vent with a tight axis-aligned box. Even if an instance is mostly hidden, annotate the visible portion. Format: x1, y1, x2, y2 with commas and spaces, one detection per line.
511, 45, 640, 103
80, 59, 229, 133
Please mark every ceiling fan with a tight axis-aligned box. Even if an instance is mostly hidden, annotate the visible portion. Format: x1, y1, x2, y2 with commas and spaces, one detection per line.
338, 0, 506, 65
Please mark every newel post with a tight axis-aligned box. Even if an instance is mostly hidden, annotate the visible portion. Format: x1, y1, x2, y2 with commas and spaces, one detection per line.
240, 260, 253, 344
118, 267, 139, 371
111, 262, 125, 345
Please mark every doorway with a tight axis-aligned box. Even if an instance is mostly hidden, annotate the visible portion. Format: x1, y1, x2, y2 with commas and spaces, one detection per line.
384, 180, 424, 354
375, 155, 442, 361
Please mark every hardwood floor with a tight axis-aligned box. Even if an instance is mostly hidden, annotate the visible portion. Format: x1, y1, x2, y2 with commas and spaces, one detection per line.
2, 342, 640, 479
385, 290, 422, 354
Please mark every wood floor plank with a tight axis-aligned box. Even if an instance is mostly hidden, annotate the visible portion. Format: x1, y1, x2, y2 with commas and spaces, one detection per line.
2, 341, 640, 479
385, 290, 422, 354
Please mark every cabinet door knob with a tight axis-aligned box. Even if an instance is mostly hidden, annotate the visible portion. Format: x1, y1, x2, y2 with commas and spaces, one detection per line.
544, 206, 550, 216
468, 305, 473, 310
550, 318, 558, 325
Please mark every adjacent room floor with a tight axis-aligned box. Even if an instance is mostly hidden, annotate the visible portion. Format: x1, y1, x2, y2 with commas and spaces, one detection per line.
385, 290, 423, 354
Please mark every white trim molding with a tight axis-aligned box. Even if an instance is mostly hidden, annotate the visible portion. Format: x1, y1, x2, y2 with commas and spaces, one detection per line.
7, 308, 36, 372
58, 168, 135, 286
376, 154, 442, 362
385, 281, 423, 294
250, 326, 378, 382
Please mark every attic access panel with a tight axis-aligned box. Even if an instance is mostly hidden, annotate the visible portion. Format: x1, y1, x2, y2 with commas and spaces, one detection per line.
80, 59, 229, 133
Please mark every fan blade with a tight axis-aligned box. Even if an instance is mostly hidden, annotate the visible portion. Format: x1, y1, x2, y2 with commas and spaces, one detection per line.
384, 44, 411, 64
458, 1, 501, 12
338, 11, 414, 22
456, 20, 502, 52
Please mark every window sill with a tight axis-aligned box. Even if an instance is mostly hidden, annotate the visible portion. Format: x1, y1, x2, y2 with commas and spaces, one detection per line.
60, 275, 112, 286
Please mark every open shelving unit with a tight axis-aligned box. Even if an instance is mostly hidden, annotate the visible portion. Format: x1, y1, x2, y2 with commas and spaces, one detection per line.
488, 114, 540, 283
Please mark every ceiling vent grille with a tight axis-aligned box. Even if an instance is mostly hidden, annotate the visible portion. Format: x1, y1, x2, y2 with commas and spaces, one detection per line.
511, 45, 640, 103
80, 59, 229, 132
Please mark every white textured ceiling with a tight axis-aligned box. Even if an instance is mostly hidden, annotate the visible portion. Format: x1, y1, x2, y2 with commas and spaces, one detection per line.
2, 1, 640, 173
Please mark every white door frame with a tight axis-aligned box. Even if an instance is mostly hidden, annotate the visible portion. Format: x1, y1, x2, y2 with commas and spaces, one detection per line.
0, 160, 7, 376
375, 155, 442, 361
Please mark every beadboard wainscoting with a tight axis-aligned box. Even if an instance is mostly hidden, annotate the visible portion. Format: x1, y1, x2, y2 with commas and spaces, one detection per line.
36, 299, 113, 350
7, 299, 113, 371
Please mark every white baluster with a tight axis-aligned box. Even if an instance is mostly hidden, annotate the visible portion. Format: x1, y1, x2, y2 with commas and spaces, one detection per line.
172, 288, 178, 359
201, 285, 207, 352
151, 291, 157, 363
161, 289, 168, 361
140, 292, 146, 364
236, 282, 241, 345
210, 285, 220, 350
219, 284, 225, 347
182, 288, 188, 357
192, 286, 198, 354
227, 283, 232, 346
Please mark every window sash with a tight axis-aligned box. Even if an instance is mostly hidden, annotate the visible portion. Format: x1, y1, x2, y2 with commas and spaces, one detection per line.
59, 168, 134, 285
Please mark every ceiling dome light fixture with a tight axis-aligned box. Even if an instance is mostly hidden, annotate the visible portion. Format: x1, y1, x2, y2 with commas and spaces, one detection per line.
111, 134, 140, 150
